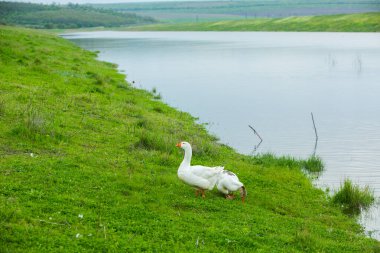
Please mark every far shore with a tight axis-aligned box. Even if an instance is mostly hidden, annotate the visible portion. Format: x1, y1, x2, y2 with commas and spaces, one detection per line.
48, 12, 380, 33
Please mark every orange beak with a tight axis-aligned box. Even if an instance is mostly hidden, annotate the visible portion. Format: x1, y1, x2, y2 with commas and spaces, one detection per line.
176, 142, 182, 148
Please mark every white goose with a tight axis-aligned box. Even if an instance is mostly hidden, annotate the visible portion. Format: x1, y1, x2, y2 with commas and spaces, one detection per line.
216, 169, 247, 203
176, 141, 223, 198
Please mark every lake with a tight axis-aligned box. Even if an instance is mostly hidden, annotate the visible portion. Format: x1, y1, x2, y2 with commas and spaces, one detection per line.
63, 31, 380, 239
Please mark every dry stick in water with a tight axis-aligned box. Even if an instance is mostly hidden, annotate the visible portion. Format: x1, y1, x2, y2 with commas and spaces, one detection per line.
248, 124, 263, 153
248, 124, 263, 142
311, 112, 318, 156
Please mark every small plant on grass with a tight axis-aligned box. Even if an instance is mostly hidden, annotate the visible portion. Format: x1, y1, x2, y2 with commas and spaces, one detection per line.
24, 104, 48, 136
303, 155, 324, 173
332, 179, 375, 215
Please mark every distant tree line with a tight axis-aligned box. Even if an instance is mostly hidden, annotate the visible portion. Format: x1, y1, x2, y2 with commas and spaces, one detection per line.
0, 2, 157, 29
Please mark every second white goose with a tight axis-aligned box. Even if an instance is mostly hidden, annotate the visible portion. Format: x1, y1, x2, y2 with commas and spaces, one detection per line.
216, 169, 247, 203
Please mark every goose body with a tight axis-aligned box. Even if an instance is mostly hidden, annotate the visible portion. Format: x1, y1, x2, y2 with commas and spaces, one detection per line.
178, 165, 223, 190
176, 141, 222, 197
216, 170, 247, 202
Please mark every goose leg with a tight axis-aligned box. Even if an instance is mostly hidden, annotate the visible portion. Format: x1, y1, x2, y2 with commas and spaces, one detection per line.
201, 189, 206, 198
195, 189, 200, 197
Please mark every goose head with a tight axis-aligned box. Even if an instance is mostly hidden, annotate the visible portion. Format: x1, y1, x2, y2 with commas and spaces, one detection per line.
176, 141, 192, 151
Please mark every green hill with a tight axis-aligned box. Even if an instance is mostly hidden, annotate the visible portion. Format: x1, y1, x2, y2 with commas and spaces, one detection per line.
126, 12, 380, 32
0, 2, 156, 29
0, 26, 379, 252
92, 0, 380, 23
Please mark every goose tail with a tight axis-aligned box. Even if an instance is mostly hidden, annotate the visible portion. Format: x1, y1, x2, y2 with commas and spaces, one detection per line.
240, 186, 247, 203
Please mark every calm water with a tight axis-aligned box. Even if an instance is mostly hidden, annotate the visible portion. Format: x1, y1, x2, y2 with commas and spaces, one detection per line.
63, 31, 380, 239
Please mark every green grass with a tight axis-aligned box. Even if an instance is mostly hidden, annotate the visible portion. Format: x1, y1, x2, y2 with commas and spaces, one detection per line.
303, 155, 325, 173
332, 179, 376, 215
1, 25, 379, 252
126, 12, 380, 32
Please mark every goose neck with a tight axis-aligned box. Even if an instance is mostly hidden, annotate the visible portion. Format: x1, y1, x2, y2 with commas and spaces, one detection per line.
182, 147, 192, 166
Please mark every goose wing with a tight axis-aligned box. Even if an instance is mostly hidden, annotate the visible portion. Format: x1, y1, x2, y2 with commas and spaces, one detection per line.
190, 165, 223, 179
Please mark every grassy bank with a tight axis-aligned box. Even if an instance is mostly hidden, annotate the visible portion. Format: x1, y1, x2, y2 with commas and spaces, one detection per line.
0, 26, 379, 252
126, 12, 380, 32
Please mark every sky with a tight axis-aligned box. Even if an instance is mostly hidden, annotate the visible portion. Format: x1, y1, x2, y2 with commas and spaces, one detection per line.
6, 0, 205, 3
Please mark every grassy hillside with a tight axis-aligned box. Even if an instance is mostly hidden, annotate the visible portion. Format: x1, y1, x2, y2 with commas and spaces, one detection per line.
0, 26, 379, 252
92, 0, 380, 23
126, 12, 380, 32
0, 2, 156, 29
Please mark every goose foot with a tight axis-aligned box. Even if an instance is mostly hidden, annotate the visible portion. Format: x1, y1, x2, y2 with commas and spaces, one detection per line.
225, 194, 235, 200
195, 189, 206, 198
